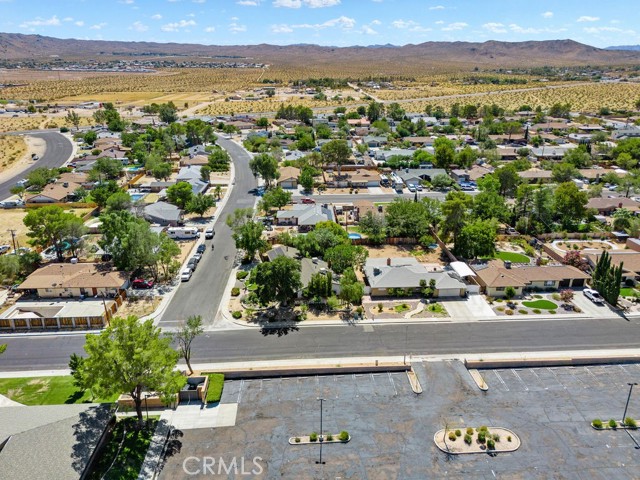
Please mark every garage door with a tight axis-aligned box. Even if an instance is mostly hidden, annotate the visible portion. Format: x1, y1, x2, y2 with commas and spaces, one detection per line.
438, 288, 462, 297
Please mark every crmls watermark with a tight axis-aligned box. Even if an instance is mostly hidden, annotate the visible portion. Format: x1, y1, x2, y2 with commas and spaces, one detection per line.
183, 456, 264, 476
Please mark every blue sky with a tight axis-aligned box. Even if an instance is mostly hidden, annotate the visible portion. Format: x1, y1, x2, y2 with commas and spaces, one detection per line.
1, 0, 639, 48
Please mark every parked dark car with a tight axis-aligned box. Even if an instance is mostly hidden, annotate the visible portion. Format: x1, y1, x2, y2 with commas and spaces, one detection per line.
196, 244, 206, 254
132, 278, 154, 289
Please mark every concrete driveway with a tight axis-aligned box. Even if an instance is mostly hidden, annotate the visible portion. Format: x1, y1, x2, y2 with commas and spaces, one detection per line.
440, 294, 495, 321
572, 290, 618, 318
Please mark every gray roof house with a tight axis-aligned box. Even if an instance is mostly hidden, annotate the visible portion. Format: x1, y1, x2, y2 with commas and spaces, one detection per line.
0, 403, 113, 480
397, 168, 448, 186
276, 204, 335, 231
143, 201, 183, 226
364, 257, 466, 297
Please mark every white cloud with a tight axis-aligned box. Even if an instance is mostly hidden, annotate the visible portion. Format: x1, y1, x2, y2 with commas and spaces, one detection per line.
428, 5, 445, 10
130, 21, 148, 32
119, 0, 134, 4
361, 25, 378, 35
74, 21, 84, 27
161, 19, 196, 31
20, 15, 61, 28
63, 17, 74, 22
193, 0, 206, 3
89, 22, 107, 30
370, 19, 381, 25
434, 20, 444, 25
151, 14, 162, 20
542, 11, 553, 18
391, 19, 430, 33
483, 22, 507, 34
204, 26, 216, 32
273, 0, 340, 7
237, 0, 259, 4
583, 26, 635, 35
229, 22, 247, 33
577, 16, 599, 22
294, 15, 355, 29
271, 24, 294, 33
441, 22, 468, 31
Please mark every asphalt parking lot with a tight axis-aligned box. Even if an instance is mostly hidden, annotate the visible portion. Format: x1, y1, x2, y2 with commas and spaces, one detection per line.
158, 362, 640, 479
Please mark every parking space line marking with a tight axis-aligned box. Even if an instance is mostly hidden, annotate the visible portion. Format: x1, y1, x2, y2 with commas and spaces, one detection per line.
547, 368, 566, 389
493, 371, 509, 391
387, 372, 398, 396
530, 369, 548, 390
619, 365, 631, 375
584, 366, 597, 379
512, 369, 529, 391
569, 370, 587, 388
237, 379, 244, 404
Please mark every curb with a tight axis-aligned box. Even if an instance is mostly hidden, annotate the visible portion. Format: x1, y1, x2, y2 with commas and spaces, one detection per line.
468, 369, 489, 391
434, 427, 520, 455
288, 435, 350, 445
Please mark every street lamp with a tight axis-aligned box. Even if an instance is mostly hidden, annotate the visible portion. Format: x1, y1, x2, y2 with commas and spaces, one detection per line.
316, 397, 326, 465
622, 382, 638, 424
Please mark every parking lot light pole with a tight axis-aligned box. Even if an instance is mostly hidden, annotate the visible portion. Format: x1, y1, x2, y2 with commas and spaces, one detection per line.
622, 383, 638, 423
316, 397, 326, 465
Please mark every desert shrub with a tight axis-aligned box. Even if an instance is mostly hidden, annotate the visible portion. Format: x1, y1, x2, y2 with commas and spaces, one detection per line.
505, 309, 514, 315
492, 433, 500, 442
236, 270, 248, 280
232, 311, 242, 319
486, 296, 494, 304
448, 432, 457, 441
295, 437, 301, 443
496, 306, 505, 312
551, 293, 561, 301
477, 431, 487, 443
534, 294, 542, 298
518, 309, 528, 314
495, 298, 503, 303
310, 432, 318, 442
478, 426, 488, 432
550, 310, 556, 314
339, 430, 349, 442
377, 303, 383, 312
592, 419, 603, 428
487, 439, 496, 450
625, 417, 637, 429
533, 309, 541, 314
609, 419, 618, 429
464, 434, 472, 445
326, 433, 333, 441
231, 287, 240, 296
507, 435, 512, 442
574, 307, 582, 313
455, 429, 461, 437
466, 427, 473, 435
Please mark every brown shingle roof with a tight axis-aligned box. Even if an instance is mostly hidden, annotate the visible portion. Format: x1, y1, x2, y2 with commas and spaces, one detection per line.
18, 264, 129, 290
584, 251, 640, 274
472, 261, 589, 288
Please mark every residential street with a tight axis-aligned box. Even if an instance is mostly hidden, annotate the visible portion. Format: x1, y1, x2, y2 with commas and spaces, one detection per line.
0, 131, 73, 201
156, 135, 257, 328
0, 316, 639, 371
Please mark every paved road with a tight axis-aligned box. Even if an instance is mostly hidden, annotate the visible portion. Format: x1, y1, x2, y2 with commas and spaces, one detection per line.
157, 136, 257, 328
1, 316, 639, 371
0, 131, 73, 201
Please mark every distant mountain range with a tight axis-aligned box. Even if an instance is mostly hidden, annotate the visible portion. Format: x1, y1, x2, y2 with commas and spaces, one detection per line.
1, 33, 640, 69
606, 45, 640, 51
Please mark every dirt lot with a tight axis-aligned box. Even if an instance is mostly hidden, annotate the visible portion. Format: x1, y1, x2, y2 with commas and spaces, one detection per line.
0, 135, 27, 171
366, 244, 444, 263
116, 296, 161, 318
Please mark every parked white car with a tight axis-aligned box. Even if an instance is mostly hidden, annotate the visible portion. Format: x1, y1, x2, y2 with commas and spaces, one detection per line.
583, 288, 605, 305
0, 245, 10, 254
180, 267, 193, 282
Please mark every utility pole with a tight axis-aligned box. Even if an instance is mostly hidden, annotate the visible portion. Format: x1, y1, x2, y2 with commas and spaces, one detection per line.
316, 397, 326, 465
7, 230, 17, 255
622, 382, 638, 424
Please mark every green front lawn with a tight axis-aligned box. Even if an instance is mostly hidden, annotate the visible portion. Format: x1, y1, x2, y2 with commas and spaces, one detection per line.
620, 288, 639, 297
494, 251, 531, 263
0, 376, 118, 405
394, 303, 412, 313
88, 417, 156, 480
522, 300, 558, 310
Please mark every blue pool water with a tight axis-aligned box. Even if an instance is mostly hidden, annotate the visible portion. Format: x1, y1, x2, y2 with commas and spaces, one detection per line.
130, 193, 146, 202
348, 233, 362, 240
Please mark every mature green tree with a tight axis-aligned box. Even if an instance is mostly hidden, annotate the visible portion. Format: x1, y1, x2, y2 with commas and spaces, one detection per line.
88, 157, 122, 182
386, 102, 406, 121
385, 198, 440, 239
83, 129, 97, 146
249, 153, 279, 187
591, 251, 623, 306
358, 211, 386, 244
563, 146, 592, 168
23, 206, 85, 262
9, 185, 25, 200
456, 146, 477, 168
149, 159, 173, 181
296, 134, 316, 151
324, 244, 368, 274
77, 316, 184, 427
553, 182, 588, 230
300, 167, 314, 192
256, 117, 270, 129
158, 102, 178, 124
430, 173, 455, 191
366, 101, 384, 122
105, 191, 132, 213
90, 181, 121, 209
260, 186, 292, 213
440, 191, 473, 244
27, 167, 57, 189
495, 164, 520, 197
173, 315, 204, 375
99, 210, 159, 272
186, 193, 215, 218
65, 110, 81, 131
619, 170, 640, 198
338, 268, 364, 307
454, 219, 497, 259
433, 137, 456, 169
93, 104, 125, 131
208, 148, 231, 172
551, 162, 579, 183
613, 208, 634, 231
315, 123, 332, 139
254, 255, 301, 306
226, 209, 267, 261
166, 182, 194, 209
321, 139, 351, 176
472, 189, 510, 222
